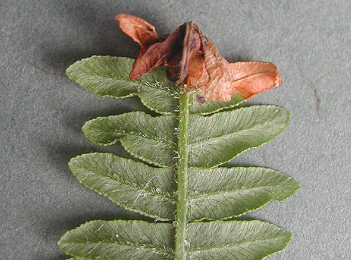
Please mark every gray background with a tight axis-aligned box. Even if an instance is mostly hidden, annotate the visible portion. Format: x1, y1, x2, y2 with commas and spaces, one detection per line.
1, 0, 350, 259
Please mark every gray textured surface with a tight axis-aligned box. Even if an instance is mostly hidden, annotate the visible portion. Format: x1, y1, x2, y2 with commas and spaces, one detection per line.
1, 0, 350, 259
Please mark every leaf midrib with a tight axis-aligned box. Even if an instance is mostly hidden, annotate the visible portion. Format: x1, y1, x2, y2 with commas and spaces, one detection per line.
188, 234, 288, 253
80, 170, 175, 201
189, 116, 282, 146
189, 182, 290, 199
122, 131, 176, 146
64, 241, 173, 256
77, 62, 176, 94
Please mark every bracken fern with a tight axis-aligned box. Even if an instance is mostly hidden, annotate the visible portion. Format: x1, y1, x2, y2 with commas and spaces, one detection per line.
58, 56, 299, 260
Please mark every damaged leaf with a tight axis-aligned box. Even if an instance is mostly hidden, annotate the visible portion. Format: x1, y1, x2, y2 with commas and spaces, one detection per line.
116, 14, 282, 101
115, 14, 159, 46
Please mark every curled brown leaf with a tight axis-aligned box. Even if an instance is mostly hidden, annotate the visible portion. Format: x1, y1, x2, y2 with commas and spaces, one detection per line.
115, 14, 159, 46
116, 14, 282, 102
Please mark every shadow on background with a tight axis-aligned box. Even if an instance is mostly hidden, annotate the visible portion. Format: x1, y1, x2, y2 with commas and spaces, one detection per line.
43, 100, 143, 174
39, 0, 170, 76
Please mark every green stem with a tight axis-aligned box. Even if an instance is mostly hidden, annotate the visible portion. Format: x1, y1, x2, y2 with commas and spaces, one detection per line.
175, 90, 190, 260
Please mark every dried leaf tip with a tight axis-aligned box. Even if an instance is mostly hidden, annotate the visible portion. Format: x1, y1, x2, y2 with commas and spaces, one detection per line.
115, 14, 159, 46
116, 14, 282, 102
